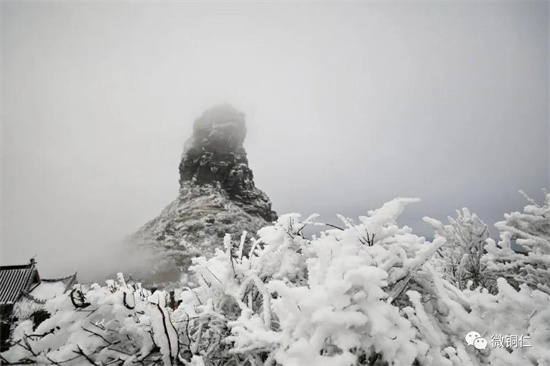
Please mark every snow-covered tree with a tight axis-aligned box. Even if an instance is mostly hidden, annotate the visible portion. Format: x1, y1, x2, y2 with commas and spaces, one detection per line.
424, 208, 490, 290
173, 198, 549, 365
484, 190, 550, 295
2, 197, 549, 366
1, 274, 180, 365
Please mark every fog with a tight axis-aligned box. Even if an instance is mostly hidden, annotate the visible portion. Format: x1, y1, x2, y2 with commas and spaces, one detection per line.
1, 2, 548, 282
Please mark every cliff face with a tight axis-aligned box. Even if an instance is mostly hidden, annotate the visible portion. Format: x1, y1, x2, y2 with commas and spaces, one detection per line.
134, 105, 276, 283
178, 105, 276, 222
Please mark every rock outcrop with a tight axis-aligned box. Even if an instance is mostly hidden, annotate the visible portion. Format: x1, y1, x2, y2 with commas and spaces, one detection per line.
178, 105, 276, 222
134, 105, 276, 284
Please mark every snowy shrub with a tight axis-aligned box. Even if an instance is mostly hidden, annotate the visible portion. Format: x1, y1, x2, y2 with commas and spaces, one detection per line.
173, 198, 548, 365
2, 197, 549, 366
1, 274, 180, 365
424, 208, 490, 290
496, 190, 550, 254
461, 278, 550, 365
483, 190, 550, 295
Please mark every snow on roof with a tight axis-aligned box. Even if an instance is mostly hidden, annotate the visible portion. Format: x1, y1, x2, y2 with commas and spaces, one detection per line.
29, 281, 67, 300
1, 261, 77, 305
28, 274, 78, 301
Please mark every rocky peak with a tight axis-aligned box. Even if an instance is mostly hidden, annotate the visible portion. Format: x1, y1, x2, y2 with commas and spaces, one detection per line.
134, 105, 277, 284
179, 104, 276, 222
190, 104, 246, 153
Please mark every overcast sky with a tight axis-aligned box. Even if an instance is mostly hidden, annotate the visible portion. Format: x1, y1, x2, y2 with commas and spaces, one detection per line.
2, 1, 549, 281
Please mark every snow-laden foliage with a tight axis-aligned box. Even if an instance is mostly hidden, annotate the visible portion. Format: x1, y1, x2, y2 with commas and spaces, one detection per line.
424, 208, 491, 291
176, 198, 443, 365
2, 197, 549, 366
483, 191, 550, 295
174, 198, 549, 365
1, 274, 180, 365
497, 190, 550, 254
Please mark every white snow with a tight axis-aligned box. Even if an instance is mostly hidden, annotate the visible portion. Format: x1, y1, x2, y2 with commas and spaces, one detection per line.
3, 195, 549, 366
30, 281, 67, 300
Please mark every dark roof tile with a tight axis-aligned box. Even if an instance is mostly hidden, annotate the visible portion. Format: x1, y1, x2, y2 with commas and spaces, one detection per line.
0, 263, 37, 304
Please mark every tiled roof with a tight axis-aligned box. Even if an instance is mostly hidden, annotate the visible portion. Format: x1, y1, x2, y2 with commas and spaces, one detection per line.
0, 263, 38, 304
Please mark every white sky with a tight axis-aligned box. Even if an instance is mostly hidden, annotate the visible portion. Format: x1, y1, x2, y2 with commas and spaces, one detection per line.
1, 1, 548, 281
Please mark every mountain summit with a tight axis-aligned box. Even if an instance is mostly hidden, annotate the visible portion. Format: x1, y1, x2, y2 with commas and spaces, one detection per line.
178, 105, 276, 222
134, 105, 277, 282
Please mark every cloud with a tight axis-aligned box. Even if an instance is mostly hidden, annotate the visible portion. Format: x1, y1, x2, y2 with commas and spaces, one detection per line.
1, 2, 548, 281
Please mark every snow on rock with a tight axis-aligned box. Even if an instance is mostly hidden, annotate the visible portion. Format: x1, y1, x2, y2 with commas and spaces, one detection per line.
132, 105, 277, 285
